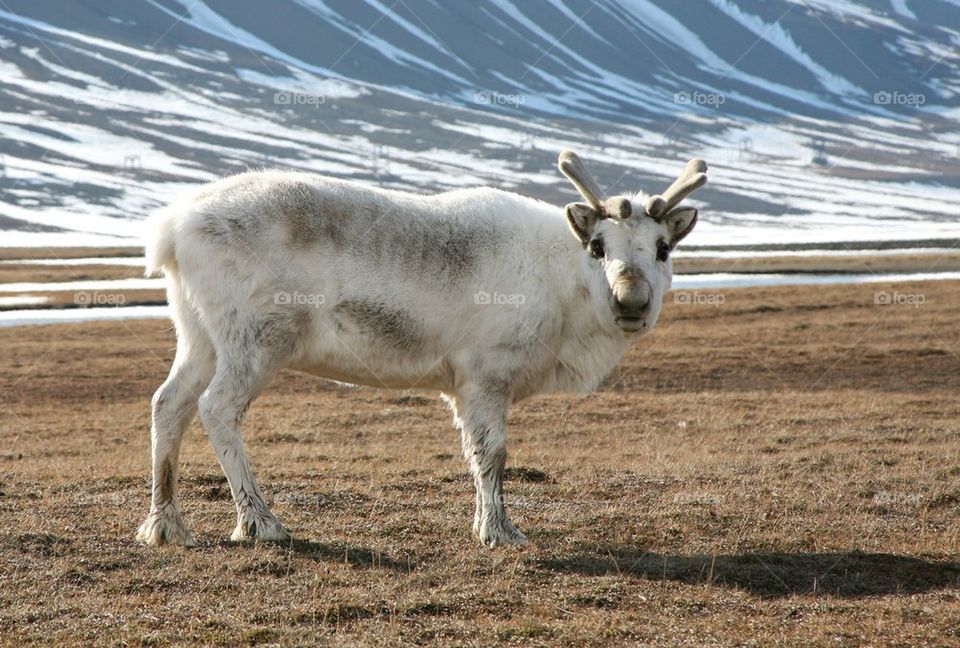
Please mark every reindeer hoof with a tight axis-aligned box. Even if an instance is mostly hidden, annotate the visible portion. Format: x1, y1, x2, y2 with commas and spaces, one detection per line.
136, 508, 197, 547
479, 519, 528, 548
231, 511, 291, 543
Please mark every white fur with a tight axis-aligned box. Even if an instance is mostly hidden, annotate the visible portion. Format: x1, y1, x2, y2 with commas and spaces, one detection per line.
136, 168, 695, 548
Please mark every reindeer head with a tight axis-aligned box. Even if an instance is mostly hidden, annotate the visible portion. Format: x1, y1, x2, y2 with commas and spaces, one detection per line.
558, 150, 707, 333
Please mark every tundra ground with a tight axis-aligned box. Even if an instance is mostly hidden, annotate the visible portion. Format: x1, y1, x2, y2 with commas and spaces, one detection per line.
0, 279, 958, 646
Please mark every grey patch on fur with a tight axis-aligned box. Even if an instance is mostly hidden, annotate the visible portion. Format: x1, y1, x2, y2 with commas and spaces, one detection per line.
253, 309, 310, 358
213, 309, 307, 360
467, 425, 507, 480
614, 266, 645, 292
334, 298, 424, 352
196, 213, 250, 244
193, 176, 270, 244
481, 378, 513, 403
481, 444, 507, 481
202, 309, 309, 426
494, 339, 533, 356
193, 176, 347, 247
363, 219, 501, 286
479, 440, 508, 522
158, 458, 175, 504
274, 181, 349, 248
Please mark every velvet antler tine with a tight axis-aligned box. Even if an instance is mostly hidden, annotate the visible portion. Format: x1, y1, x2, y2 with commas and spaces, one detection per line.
645, 158, 708, 220
558, 150, 605, 212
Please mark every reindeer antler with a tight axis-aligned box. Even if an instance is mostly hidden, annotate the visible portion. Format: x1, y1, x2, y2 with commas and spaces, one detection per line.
558, 150, 603, 211
644, 158, 708, 221
558, 150, 631, 219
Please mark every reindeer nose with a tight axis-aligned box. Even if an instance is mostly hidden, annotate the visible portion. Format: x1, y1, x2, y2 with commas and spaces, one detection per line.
614, 294, 649, 315
613, 280, 651, 317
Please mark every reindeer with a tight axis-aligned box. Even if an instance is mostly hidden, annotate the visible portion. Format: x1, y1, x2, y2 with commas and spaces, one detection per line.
137, 151, 708, 548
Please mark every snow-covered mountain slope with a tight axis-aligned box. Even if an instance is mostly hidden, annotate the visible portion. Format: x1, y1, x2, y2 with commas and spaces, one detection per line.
0, 0, 957, 248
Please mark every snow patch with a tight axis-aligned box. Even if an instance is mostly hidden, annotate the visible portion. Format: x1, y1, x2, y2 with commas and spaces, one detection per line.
889, 0, 917, 20
235, 67, 366, 99
0, 304, 170, 328
0, 295, 48, 307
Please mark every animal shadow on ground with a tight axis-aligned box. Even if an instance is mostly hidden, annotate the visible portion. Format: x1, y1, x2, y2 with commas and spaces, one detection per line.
537, 547, 960, 598
217, 538, 412, 571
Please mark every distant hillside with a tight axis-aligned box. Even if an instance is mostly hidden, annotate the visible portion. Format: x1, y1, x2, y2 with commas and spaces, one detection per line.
0, 0, 957, 247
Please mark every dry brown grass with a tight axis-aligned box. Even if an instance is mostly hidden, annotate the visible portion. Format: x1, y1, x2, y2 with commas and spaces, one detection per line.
0, 247, 142, 261
0, 289, 166, 310
0, 264, 144, 285
0, 256, 158, 311
674, 251, 960, 275
0, 280, 958, 646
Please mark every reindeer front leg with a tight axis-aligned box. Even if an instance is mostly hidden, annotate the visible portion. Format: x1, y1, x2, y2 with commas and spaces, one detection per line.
451, 383, 527, 548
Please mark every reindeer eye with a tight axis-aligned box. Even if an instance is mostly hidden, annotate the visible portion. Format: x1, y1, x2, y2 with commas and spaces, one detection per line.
656, 238, 670, 262
588, 238, 605, 259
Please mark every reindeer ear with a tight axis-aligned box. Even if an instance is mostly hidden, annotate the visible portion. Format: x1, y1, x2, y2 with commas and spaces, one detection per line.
565, 202, 600, 244
663, 206, 698, 249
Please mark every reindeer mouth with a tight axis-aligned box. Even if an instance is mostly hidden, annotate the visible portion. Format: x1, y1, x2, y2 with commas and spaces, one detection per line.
615, 315, 646, 332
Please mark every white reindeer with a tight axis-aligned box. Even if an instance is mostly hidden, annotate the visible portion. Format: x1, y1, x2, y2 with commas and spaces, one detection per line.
137, 151, 708, 548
